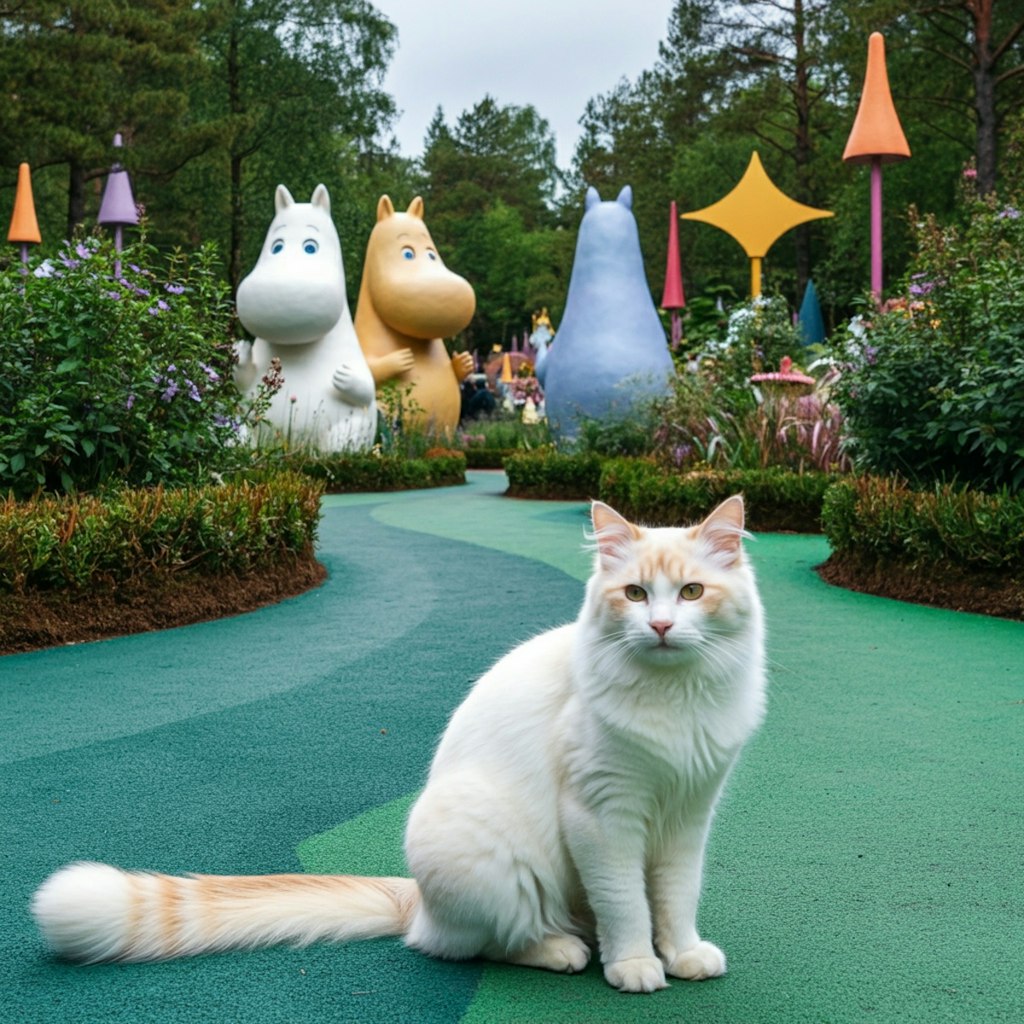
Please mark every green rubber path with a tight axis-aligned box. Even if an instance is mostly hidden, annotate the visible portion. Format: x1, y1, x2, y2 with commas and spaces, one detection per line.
2, 471, 1022, 1023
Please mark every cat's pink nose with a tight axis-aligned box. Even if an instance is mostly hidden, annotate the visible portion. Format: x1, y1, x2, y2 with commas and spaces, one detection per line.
650, 620, 673, 638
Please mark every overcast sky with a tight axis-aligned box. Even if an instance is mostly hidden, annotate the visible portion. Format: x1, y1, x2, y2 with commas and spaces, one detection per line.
373, 0, 675, 169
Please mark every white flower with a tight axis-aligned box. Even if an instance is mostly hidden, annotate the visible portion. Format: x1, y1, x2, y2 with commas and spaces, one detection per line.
33, 259, 56, 278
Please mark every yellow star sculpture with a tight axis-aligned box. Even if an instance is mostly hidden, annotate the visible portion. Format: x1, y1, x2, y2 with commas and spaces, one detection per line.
681, 152, 833, 296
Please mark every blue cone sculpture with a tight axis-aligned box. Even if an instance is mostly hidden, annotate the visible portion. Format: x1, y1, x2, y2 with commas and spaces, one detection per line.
540, 185, 674, 440
798, 278, 826, 346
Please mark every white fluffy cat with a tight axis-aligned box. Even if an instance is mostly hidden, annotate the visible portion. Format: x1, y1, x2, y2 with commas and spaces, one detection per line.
33, 497, 766, 994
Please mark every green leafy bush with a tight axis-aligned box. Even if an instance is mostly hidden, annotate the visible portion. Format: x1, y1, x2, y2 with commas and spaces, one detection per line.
0, 237, 245, 497
0, 472, 322, 594
598, 459, 834, 532
822, 476, 1024, 571
297, 450, 465, 492
504, 451, 604, 500
832, 192, 1024, 492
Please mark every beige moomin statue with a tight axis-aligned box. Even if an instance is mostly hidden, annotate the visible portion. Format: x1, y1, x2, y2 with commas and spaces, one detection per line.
355, 195, 475, 436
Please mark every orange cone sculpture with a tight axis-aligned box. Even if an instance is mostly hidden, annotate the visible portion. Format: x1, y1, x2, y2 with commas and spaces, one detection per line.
8, 162, 41, 261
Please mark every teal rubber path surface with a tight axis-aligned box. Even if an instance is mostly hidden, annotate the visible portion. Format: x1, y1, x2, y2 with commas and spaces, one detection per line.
2, 471, 1022, 1023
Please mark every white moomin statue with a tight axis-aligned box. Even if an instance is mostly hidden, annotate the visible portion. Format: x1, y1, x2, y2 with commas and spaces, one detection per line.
235, 184, 376, 451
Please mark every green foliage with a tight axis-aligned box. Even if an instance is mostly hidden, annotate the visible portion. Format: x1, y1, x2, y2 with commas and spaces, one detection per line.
456, 417, 552, 468
0, 472, 322, 594
598, 459, 834, 532
504, 449, 833, 530
0, 237, 249, 498
296, 451, 465, 492
707, 293, 807, 390
831, 191, 1024, 492
503, 451, 604, 500
822, 476, 1024, 572
646, 363, 851, 475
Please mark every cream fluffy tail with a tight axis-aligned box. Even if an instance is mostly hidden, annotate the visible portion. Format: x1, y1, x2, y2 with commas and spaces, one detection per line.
32, 862, 419, 963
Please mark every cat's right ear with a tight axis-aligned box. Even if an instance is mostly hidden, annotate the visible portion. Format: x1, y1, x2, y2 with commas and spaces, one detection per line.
590, 501, 639, 569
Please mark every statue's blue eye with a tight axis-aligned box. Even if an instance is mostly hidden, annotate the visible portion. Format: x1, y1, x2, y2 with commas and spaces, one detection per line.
271, 240, 284, 255
401, 246, 415, 260
303, 239, 319, 255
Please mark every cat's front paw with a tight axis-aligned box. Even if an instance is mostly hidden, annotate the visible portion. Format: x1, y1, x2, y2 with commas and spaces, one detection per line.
666, 940, 726, 981
604, 956, 668, 993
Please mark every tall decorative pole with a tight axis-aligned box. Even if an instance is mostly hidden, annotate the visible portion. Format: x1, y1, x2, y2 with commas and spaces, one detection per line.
7, 162, 42, 263
661, 200, 686, 349
97, 133, 139, 276
842, 32, 910, 300
681, 152, 833, 298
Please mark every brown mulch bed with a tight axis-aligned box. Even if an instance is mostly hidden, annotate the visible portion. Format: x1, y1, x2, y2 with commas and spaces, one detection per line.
0, 554, 327, 656
816, 554, 1024, 621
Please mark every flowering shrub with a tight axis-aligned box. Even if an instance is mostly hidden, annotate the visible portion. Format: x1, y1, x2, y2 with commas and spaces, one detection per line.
0, 237, 249, 497
832, 189, 1024, 492
647, 367, 849, 473
702, 293, 806, 393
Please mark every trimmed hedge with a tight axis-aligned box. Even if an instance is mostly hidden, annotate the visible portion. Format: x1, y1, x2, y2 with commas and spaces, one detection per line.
821, 476, 1024, 572
599, 459, 835, 532
464, 448, 514, 470
0, 472, 323, 594
505, 452, 833, 532
504, 451, 604, 500
297, 451, 465, 492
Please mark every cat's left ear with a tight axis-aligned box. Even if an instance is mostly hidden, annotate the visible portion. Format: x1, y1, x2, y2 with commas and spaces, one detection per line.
697, 495, 747, 569
591, 501, 640, 569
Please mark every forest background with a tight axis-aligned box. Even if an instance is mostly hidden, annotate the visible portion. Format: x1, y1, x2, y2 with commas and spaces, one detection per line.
1, 0, 1022, 359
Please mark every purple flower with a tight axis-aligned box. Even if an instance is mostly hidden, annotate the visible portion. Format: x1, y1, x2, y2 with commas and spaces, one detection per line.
997, 207, 1021, 220
909, 281, 934, 296
147, 305, 160, 315
125, 394, 136, 410
33, 260, 56, 278
186, 378, 201, 402
865, 345, 878, 365
165, 283, 185, 294
105, 290, 122, 300
199, 362, 220, 382
161, 381, 179, 402
75, 242, 91, 259
60, 256, 80, 269
128, 263, 142, 274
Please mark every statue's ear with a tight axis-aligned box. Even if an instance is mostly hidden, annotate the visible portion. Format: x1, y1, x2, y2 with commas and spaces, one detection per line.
311, 184, 331, 213
376, 195, 395, 221
407, 196, 425, 219
585, 186, 601, 211
616, 185, 633, 210
275, 185, 295, 214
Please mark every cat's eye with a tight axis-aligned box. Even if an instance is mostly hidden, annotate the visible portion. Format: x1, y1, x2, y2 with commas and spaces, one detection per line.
680, 583, 704, 601
624, 584, 647, 602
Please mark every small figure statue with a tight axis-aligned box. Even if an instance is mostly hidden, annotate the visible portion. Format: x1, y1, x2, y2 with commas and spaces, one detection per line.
235, 184, 376, 451
529, 307, 556, 381
355, 195, 475, 437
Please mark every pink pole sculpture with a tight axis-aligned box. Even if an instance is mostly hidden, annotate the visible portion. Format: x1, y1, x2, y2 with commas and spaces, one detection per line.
661, 200, 685, 349
843, 33, 911, 300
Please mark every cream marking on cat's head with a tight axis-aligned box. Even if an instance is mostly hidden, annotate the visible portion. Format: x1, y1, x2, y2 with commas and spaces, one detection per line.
588, 498, 755, 665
